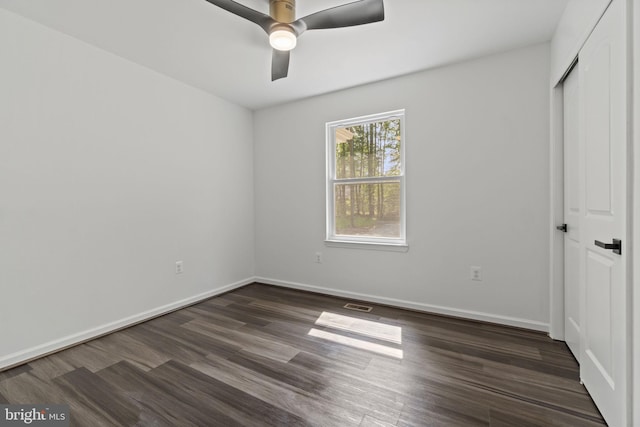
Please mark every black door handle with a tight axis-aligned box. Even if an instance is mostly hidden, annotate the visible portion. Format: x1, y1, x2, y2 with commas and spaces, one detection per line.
594, 238, 622, 255
556, 224, 567, 232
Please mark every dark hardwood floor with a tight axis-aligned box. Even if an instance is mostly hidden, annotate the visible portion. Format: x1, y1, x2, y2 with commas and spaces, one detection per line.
0, 283, 606, 426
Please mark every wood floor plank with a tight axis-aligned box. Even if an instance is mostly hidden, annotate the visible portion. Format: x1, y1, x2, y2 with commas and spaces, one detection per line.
248, 298, 322, 322
191, 353, 363, 426
150, 360, 309, 427
247, 321, 376, 370
53, 367, 140, 426
85, 330, 170, 372
488, 401, 607, 427
182, 306, 247, 330
45, 342, 121, 373
479, 359, 591, 398
181, 318, 300, 363
97, 360, 243, 427
199, 295, 236, 307
208, 303, 272, 327
125, 321, 240, 365
0, 283, 606, 426
402, 331, 578, 380
397, 398, 490, 427
360, 357, 492, 425
223, 350, 405, 425
401, 322, 543, 361
359, 414, 398, 427
28, 354, 76, 381
0, 363, 31, 382
0, 371, 69, 405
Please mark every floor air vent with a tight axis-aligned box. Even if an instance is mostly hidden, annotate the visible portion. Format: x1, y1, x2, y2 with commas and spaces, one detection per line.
343, 303, 373, 312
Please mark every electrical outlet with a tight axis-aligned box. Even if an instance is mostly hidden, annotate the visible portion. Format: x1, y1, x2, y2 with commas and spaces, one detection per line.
315, 252, 323, 263
176, 260, 184, 275
470, 266, 482, 281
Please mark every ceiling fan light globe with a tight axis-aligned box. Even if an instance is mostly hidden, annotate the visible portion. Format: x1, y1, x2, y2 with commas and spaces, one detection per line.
269, 29, 297, 51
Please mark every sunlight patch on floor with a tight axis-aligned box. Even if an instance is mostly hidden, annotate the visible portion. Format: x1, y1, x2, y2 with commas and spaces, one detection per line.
308, 311, 403, 359
315, 311, 402, 344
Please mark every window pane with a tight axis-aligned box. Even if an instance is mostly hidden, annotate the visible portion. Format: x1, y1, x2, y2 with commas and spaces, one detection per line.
334, 182, 401, 238
335, 119, 401, 179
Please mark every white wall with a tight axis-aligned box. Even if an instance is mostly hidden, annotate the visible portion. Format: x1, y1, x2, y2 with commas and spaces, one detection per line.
254, 44, 551, 330
0, 9, 255, 369
550, 0, 610, 85
633, 0, 640, 423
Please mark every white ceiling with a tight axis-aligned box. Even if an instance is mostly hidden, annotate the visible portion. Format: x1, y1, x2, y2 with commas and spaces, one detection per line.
0, 0, 568, 110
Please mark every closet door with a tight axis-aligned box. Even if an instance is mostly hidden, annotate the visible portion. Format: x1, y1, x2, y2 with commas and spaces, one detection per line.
578, 0, 628, 425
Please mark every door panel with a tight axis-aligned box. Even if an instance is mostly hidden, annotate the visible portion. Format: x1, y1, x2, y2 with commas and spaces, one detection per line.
563, 66, 580, 360
578, 0, 627, 425
584, 43, 613, 215
585, 249, 613, 384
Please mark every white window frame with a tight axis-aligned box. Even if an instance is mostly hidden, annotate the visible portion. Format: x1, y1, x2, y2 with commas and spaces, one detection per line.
325, 109, 407, 249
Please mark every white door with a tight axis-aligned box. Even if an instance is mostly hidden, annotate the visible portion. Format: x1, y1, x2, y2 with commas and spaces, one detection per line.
578, 0, 628, 425
562, 66, 581, 362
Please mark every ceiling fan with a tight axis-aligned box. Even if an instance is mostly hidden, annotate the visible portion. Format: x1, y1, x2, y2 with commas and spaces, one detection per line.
204, 0, 385, 81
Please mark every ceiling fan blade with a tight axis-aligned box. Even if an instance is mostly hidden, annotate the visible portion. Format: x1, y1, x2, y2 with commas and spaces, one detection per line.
292, 0, 384, 34
204, 0, 274, 33
272, 49, 290, 81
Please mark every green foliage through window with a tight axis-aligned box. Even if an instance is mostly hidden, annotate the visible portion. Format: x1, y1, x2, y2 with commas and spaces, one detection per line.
335, 119, 401, 179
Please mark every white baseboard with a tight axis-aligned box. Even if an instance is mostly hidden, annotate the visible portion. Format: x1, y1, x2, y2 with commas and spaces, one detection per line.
256, 277, 549, 332
0, 277, 254, 371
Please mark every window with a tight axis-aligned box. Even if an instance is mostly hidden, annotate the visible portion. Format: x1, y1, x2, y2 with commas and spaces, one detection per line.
326, 110, 406, 247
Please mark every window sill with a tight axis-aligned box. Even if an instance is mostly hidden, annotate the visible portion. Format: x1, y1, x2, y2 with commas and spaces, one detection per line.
324, 239, 409, 252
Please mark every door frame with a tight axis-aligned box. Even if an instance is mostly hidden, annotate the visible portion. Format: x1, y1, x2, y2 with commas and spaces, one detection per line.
549, 79, 566, 341
549, 58, 581, 342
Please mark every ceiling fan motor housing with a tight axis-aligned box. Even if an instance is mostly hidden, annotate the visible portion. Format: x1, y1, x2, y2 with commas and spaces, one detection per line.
270, 0, 295, 23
